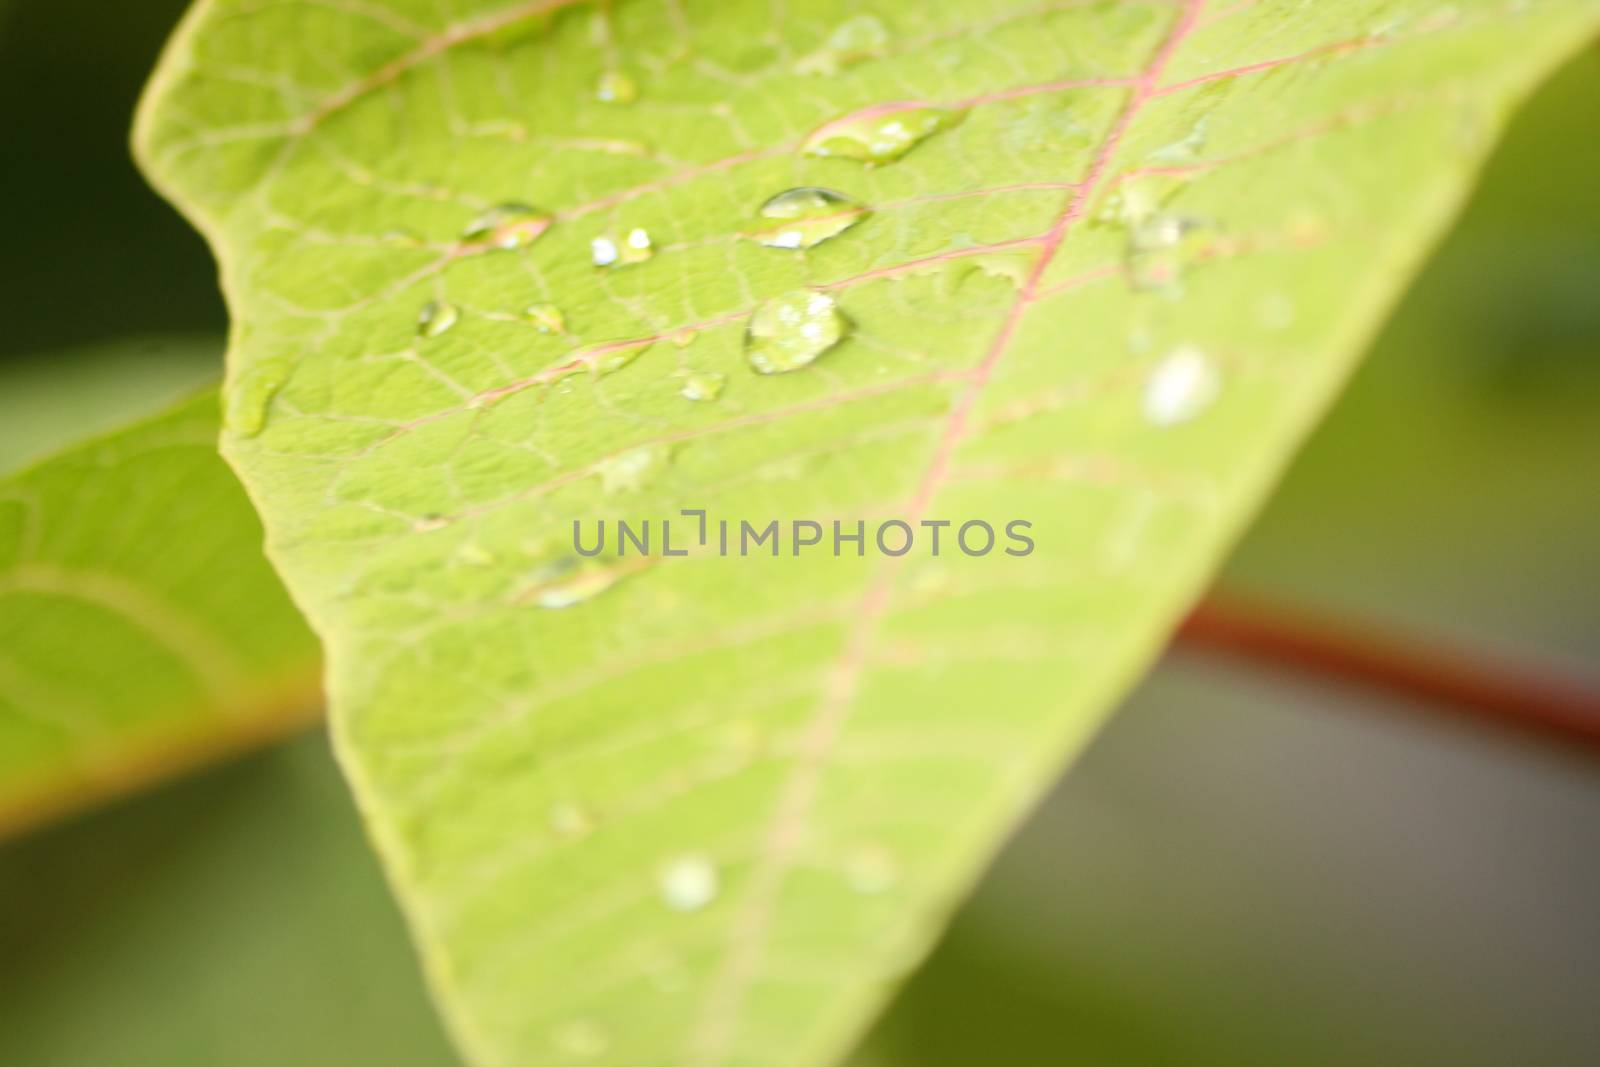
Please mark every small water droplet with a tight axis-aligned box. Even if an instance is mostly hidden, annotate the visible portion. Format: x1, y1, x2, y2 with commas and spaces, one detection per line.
802, 105, 965, 165
225, 357, 293, 437
794, 14, 890, 75
554, 1019, 609, 1059
1126, 213, 1200, 295
844, 844, 899, 895
592, 228, 654, 268
597, 444, 669, 494
462, 203, 551, 249
747, 187, 869, 250
454, 541, 496, 567
745, 290, 850, 374
659, 854, 719, 912
675, 369, 725, 402
1147, 117, 1208, 163
418, 299, 460, 338
1143, 345, 1219, 426
595, 69, 637, 104
548, 801, 593, 838
526, 556, 626, 609
380, 227, 424, 247
525, 303, 567, 334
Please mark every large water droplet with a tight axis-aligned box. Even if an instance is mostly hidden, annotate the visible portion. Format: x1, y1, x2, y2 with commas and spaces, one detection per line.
595, 69, 637, 104
462, 202, 551, 250
802, 105, 965, 165
795, 14, 890, 75
417, 299, 459, 338
597, 444, 669, 494
745, 290, 849, 374
659, 854, 719, 912
225, 358, 293, 438
675, 369, 725, 402
748, 187, 869, 250
591, 228, 654, 268
525, 303, 567, 334
527, 556, 626, 609
1143, 345, 1219, 426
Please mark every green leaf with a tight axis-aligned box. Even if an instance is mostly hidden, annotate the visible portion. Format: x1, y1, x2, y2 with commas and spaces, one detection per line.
135, 2, 1599, 1064
0, 384, 320, 837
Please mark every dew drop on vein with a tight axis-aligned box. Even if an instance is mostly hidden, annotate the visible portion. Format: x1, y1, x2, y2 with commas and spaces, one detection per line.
802, 105, 965, 165
461, 202, 551, 250
224, 357, 293, 437
592, 228, 653, 268
595, 69, 637, 104
1143, 345, 1219, 426
659, 854, 719, 912
794, 14, 890, 75
417, 299, 459, 338
597, 444, 670, 494
675, 369, 725, 402
748, 187, 870, 250
525, 303, 567, 334
527, 555, 626, 609
745, 290, 850, 374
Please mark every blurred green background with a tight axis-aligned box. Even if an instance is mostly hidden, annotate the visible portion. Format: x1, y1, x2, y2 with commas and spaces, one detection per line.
1, 3, 1595, 1065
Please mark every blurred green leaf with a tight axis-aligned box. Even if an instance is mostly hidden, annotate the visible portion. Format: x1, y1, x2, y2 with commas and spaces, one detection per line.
0, 385, 319, 837
135, 1, 1600, 1064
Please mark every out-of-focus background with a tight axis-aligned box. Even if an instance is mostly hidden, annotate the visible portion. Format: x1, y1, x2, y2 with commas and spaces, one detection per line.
0, 2, 1595, 1064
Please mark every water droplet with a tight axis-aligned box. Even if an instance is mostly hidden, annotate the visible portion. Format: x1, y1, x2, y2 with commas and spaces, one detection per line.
526, 556, 626, 609
597, 444, 669, 494
1148, 117, 1208, 163
1143, 345, 1219, 426
659, 854, 718, 912
554, 1019, 609, 1059
844, 844, 899, 895
454, 541, 496, 567
417, 299, 459, 338
225, 357, 293, 437
795, 14, 890, 75
380, 228, 424, 247
462, 203, 551, 250
747, 187, 869, 250
548, 801, 593, 838
802, 105, 965, 165
675, 369, 725, 402
525, 303, 567, 334
595, 69, 637, 104
1126, 213, 1200, 295
591, 228, 654, 268
413, 513, 450, 532
745, 290, 849, 374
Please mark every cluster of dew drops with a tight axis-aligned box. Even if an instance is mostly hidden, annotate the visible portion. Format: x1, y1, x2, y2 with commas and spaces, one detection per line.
408, 28, 1249, 439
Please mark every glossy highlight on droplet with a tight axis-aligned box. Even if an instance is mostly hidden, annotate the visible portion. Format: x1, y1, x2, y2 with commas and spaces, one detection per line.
748, 187, 869, 250
795, 14, 890, 75
744, 290, 850, 374
802, 104, 964, 165
417, 299, 459, 338
462, 202, 551, 250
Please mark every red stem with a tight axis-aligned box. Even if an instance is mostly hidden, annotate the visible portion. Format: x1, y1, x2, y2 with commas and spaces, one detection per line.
1176, 595, 1600, 761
